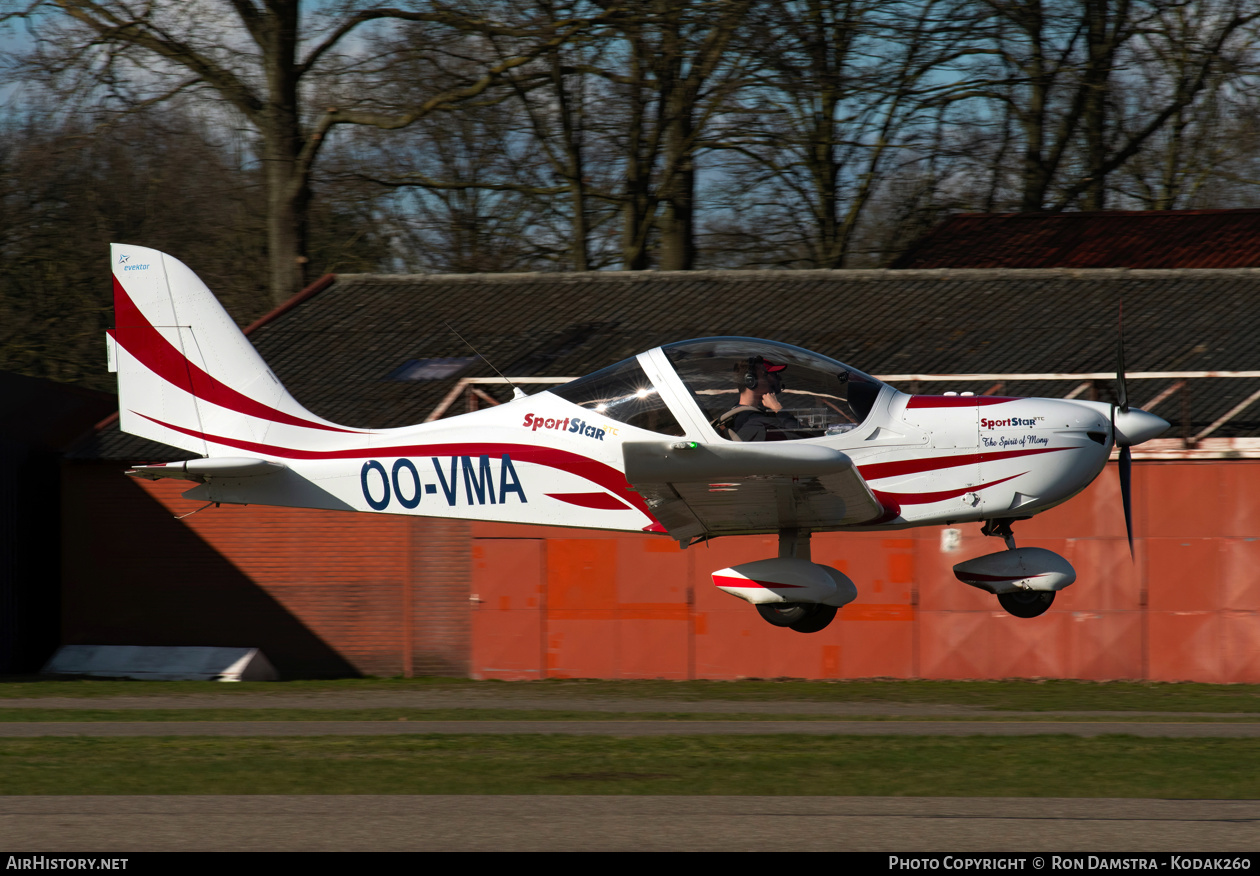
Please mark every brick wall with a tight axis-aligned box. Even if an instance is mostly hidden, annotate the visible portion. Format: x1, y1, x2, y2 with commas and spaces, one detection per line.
62, 463, 469, 678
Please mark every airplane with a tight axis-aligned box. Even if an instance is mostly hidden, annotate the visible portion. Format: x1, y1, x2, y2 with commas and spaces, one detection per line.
108, 244, 1169, 634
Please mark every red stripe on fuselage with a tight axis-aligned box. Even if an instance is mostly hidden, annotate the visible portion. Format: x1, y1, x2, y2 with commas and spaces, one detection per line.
112, 277, 358, 434
546, 492, 632, 510
906, 396, 1022, 408
133, 412, 657, 523
858, 446, 1072, 481
872, 472, 1024, 512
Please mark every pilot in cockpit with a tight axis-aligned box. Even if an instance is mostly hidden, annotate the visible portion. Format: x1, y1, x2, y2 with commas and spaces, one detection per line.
716, 356, 803, 441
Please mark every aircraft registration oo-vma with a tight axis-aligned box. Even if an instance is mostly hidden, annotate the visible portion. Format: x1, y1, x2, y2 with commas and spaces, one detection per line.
109, 244, 1169, 633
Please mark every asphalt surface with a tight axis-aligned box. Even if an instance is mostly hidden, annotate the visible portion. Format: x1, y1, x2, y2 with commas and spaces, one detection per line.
3, 691, 1258, 718
3, 691, 1257, 736
2, 796, 1256, 852
3, 690, 1257, 851
3, 719, 1259, 736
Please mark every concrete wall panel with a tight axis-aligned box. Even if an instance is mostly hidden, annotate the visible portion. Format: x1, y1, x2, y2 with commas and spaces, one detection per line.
1222, 612, 1260, 683
1146, 465, 1222, 538
1221, 539, 1260, 611
918, 610, 999, 679
834, 613, 916, 678
1147, 538, 1222, 612
1058, 538, 1140, 612
1062, 610, 1143, 680
917, 531, 1000, 612
1148, 611, 1226, 682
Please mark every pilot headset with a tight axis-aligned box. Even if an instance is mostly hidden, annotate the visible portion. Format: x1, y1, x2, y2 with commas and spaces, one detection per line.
743, 357, 761, 390
744, 356, 786, 391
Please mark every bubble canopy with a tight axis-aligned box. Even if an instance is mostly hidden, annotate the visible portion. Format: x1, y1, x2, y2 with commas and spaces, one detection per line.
551, 337, 886, 440
663, 338, 885, 440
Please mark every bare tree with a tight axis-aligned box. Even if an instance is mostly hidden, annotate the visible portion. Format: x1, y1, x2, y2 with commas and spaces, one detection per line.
355, 0, 624, 272
708, 0, 974, 268
350, 89, 566, 273
6, 0, 604, 304
588, 0, 756, 270
496, 0, 622, 271
956, 0, 1259, 212
0, 101, 290, 388
1110, 0, 1260, 209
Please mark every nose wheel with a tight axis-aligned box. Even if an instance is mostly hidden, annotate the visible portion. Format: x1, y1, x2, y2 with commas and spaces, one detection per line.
980, 519, 1057, 618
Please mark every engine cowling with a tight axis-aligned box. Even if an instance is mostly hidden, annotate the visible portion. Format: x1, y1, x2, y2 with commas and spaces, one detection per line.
952, 547, 1076, 595
712, 558, 857, 607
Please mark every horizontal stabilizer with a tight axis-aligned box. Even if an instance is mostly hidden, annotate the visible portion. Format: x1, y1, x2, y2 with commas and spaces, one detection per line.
127, 457, 287, 483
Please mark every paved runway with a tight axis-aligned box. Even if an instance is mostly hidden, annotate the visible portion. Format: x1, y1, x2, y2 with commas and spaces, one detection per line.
3, 690, 1255, 851
5, 692, 1256, 718
1, 796, 1256, 851
2, 719, 1258, 736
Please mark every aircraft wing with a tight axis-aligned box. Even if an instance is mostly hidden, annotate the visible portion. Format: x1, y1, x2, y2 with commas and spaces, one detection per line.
622, 441, 884, 541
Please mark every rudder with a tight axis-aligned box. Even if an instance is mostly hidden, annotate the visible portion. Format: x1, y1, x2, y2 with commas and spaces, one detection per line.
108, 244, 354, 456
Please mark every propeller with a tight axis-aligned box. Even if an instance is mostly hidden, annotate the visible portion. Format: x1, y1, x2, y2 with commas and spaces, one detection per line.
1110, 302, 1170, 558
1113, 304, 1134, 557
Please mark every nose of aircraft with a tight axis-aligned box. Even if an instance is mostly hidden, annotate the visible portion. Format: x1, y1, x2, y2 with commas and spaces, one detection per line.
1113, 407, 1169, 446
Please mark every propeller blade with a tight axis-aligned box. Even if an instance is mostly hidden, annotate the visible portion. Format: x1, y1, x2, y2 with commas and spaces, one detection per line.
1119, 444, 1133, 559
1116, 301, 1129, 412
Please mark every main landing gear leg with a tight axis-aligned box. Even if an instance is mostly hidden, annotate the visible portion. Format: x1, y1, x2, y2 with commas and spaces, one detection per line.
778, 527, 811, 560
755, 529, 838, 632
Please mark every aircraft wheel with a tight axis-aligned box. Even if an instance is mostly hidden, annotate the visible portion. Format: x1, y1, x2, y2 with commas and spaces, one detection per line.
756, 602, 811, 627
789, 603, 838, 633
997, 590, 1055, 618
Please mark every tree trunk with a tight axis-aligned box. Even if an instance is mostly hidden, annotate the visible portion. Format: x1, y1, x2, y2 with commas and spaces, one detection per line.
551, 48, 590, 271
658, 104, 695, 270
1018, 9, 1050, 212
263, 147, 310, 306
1081, 0, 1118, 210
621, 24, 655, 271
260, 0, 309, 306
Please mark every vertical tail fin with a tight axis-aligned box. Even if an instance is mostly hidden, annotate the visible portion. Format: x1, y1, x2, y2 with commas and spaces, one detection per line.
109, 244, 356, 456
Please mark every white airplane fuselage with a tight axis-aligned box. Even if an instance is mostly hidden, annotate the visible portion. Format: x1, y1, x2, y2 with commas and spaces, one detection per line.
170, 382, 1118, 535
112, 244, 1170, 629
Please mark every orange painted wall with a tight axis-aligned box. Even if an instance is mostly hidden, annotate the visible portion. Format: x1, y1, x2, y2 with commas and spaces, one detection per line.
63, 460, 1260, 681
466, 461, 1260, 682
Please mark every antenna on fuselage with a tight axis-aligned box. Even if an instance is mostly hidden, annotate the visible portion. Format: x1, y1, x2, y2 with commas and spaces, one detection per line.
444, 321, 527, 400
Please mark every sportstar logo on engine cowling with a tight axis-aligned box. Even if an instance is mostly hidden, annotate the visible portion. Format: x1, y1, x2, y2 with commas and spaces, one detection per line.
982, 415, 1045, 429
523, 413, 607, 440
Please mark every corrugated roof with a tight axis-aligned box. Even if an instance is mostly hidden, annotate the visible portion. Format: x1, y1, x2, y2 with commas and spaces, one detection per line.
74, 267, 1260, 460
892, 210, 1260, 269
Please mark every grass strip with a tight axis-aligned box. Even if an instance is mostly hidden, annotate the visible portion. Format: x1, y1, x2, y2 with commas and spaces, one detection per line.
0, 735, 1256, 797
2, 678, 1258, 712
0, 709, 1255, 723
